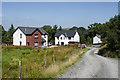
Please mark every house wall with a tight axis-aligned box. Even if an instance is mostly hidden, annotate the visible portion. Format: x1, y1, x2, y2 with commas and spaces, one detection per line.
42, 35, 48, 47
13, 28, 26, 46
59, 34, 67, 45
55, 32, 80, 46
55, 37, 58, 45
26, 30, 42, 47
93, 36, 102, 44
73, 32, 80, 42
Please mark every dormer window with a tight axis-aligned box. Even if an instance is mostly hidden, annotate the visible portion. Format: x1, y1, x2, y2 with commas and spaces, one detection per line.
20, 34, 22, 38
35, 34, 38, 39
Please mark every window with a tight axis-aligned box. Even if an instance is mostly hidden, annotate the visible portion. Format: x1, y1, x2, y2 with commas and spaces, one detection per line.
34, 42, 38, 47
20, 34, 22, 38
68, 37, 71, 40
27, 42, 29, 46
44, 35, 46, 38
35, 34, 38, 39
61, 37, 62, 40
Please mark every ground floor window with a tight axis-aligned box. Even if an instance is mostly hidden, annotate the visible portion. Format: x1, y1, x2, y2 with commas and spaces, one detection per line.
61, 42, 64, 45
34, 42, 38, 47
27, 42, 29, 46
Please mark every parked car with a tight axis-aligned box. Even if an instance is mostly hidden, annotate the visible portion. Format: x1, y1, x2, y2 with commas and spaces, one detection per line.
48, 43, 53, 46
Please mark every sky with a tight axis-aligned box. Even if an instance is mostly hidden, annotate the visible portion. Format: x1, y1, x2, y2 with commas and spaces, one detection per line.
2, 2, 118, 30
2, 0, 120, 2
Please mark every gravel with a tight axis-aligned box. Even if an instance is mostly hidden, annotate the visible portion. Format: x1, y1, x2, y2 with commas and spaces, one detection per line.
60, 47, 118, 78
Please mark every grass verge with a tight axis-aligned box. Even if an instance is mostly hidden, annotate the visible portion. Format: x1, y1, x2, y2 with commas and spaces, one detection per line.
2, 45, 89, 78
98, 44, 120, 58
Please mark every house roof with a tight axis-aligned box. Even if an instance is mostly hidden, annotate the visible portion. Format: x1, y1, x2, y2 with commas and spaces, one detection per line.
55, 30, 77, 37
16, 27, 48, 35
95, 34, 101, 38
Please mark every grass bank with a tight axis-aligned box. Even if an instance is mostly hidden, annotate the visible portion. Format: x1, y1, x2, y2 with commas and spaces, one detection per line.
98, 45, 120, 58
2, 45, 89, 78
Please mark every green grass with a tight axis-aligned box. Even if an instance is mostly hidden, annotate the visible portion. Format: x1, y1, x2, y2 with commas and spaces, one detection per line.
98, 45, 120, 58
90, 44, 101, 47
2, 45, 89, 78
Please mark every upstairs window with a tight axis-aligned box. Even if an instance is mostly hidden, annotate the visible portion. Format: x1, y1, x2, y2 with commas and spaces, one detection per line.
34, 42, 38, 47
44, 35, 46, 38
20, 34, 22, 38
35, 34, 38, 39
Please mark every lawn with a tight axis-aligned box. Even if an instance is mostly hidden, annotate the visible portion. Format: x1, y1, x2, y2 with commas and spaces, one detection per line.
2, 45, 89, 78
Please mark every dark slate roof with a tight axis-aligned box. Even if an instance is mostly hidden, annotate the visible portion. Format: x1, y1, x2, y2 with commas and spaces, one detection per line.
16, 27, 48, 35
55, 30, 77, 37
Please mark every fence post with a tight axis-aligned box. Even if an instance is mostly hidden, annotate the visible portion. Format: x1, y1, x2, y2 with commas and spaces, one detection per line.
19, 61, 21, 80
80, 44, 82, 49
53, 55, 55, 64
71, 51, 74, 55
44, 55, 46, 67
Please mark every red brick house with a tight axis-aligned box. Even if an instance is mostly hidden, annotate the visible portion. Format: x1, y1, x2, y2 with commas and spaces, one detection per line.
13, 27, 48, 47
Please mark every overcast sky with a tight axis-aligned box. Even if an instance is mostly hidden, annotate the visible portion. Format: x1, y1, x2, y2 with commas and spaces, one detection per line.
2, 2, 118, 30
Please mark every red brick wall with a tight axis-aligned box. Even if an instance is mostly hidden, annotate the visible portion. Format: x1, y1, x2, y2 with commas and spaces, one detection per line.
26, 29, 42, 47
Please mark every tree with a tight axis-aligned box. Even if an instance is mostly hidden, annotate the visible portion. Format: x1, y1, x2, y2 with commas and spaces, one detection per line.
7, 24, 15, 41
70, 26, 78, 30
51, 25, 58, 43
53, 25, 58, 34
58, 26, 62, 31
1, 25, 8, 42
42, 25, 52, 42
80, 34, 86, 44
87, 36, 92, 44
87, 23, 102, 38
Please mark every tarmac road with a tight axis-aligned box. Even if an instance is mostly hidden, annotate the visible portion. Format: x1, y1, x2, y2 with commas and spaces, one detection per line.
61, 47, 118, 78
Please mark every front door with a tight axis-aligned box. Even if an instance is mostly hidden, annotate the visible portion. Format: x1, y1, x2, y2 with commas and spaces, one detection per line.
61, 42, 64, 46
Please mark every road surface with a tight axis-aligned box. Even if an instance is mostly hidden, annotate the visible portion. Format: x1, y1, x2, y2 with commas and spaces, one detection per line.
60, 47, 118, 78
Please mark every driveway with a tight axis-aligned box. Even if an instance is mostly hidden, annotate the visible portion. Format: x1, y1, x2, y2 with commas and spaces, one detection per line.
60, 47, 118, 78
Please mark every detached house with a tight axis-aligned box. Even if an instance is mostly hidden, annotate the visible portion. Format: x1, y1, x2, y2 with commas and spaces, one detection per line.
13, 27, 48, 47
93, 34, 102, 44
55, 30, 80, 46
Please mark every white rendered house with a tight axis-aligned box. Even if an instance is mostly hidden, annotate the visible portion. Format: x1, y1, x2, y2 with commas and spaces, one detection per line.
13, 27, 48, 47
55, 30, 80, 46
93, 34, 102, 44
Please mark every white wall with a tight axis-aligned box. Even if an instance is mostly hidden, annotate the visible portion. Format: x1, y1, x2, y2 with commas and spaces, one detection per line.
73, 32, 80, 42
55, 37, 59, 45
93, 36, 102, 44
13, 28, 26, 46
55, 32, 80, 46
42, 35, 48, 47
59, 34, 68, 45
